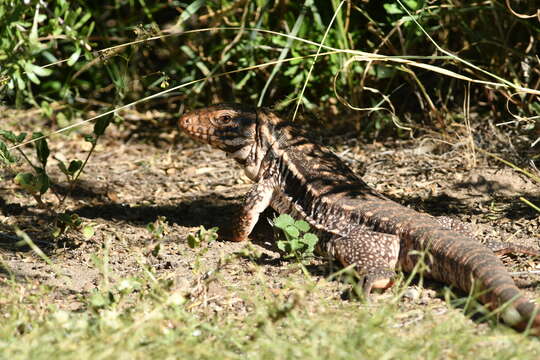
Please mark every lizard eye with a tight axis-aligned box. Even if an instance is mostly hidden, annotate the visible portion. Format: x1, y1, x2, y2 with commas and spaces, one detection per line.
218, 114, 232, 124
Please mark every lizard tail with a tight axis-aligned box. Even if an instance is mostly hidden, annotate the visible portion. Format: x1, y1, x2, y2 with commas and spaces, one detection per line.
363, 202, 540, 334
479, 268, 540, 335
426, 228, 540, 335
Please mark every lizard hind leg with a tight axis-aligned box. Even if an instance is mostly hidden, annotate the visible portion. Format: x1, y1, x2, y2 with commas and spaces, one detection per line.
327, 229, 400, 296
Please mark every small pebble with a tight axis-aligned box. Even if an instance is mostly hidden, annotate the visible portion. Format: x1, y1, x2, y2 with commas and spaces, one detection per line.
403, 287, 420, 301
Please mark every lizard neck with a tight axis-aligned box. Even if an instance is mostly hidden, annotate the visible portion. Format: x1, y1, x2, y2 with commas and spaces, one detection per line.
240, 108, 282, 182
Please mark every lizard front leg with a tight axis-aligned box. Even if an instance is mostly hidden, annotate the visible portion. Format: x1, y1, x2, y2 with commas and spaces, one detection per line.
326, 228, 400, 296
231, 178, 275, 242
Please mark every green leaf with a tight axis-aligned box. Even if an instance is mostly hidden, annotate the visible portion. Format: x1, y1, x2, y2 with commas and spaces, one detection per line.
27, 71, 40, 84
187, 234, 199, 248
32, 132, 49, 167
16, 133, 27, 143
274, 214, 295, 229
205, 226, 219, 242
84, 135, 96, 144
28, 63, 52, 77
74, 11, 92, 30
58, 213, 73, 225
71, 214, 83, 227
0, 130, 25, 144
14, 172, 38, 193
294, 220, 310, 232
24, 62, 52, 83
0, 141, 16, 164
154, 226, 164, 237
302, 233, 318, 246
290, 72, 305, 86
51, 227, 62, 238
289, 239, 302, 251
0, 130, 18, 143
29, 6, 40, 45
277, 240, 287, 252
176, 0, 205, 26
40, 101, 54, 118
35, 170, 49, 194
151, 243, 161, 257
404, 0, 419, 10
57, 161, 69, 176
68, 159, 83, 175
67, 48, 81, 66
82, 225, 95, 239
94, 116, 112, 137
89, 292, 109, 309
234, 73, 252, 90
283, 66, 299, 76
14, 69, 25, 90
58, 213, 82, 227
55, 112, 70, 129
302, 233, 318, 253
383, 4, 403, 15
14, 171, 48, 194
284, 225, 299, 238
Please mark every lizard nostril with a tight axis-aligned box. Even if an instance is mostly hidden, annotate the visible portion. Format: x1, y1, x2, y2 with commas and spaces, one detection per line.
180, 117, 192, 127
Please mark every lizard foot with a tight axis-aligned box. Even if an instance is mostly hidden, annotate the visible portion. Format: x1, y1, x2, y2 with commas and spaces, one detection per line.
358, 268, 396, 296
484, 241, 540, 257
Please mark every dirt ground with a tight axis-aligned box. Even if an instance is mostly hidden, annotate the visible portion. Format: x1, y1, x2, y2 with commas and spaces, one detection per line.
0, 108, 539, 326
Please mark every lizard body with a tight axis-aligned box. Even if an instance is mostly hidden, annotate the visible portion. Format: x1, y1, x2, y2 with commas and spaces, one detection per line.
179, 103, 540, 333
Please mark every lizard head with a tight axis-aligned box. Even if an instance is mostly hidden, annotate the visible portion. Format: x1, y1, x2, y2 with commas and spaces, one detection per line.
179, 103, 258, 158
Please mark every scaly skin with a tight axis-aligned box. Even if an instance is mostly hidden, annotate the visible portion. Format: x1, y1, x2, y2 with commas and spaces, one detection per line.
179, 103, 540, 334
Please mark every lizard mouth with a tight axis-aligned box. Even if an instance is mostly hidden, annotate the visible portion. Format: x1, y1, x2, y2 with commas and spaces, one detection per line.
184, 127, 216, 143
182, 126, 231, 149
